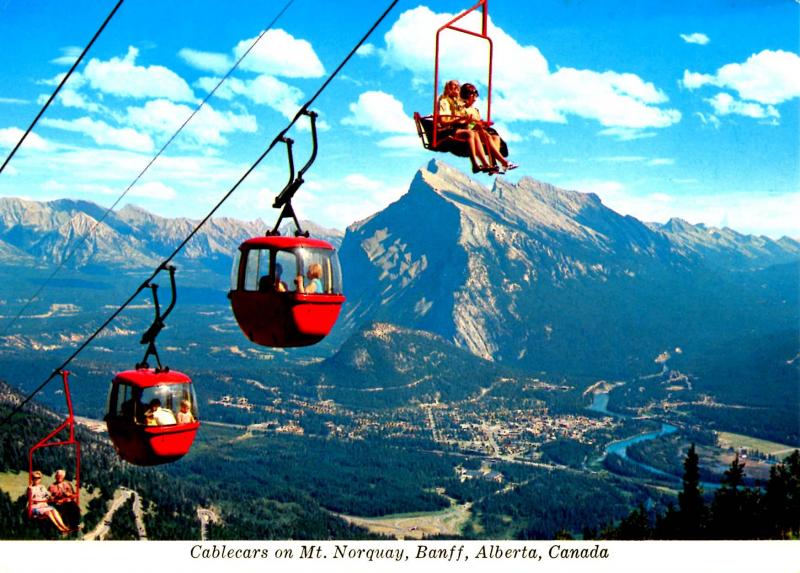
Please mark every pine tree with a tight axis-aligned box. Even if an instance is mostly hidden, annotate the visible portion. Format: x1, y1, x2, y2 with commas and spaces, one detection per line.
677, 443, 706, 538
763, 450, 800, 538
613, 503, 652, 540
710, 453, 760, 538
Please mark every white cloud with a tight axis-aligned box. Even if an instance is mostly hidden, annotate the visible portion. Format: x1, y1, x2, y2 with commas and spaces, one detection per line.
51, 46, 82, 66
197, 75, 304, 120
125, 99, 257, 147
705, 93, 779, 119
694, 112, 721, 129
234, 29, 324, 78
593, 156, 674, 166
0, 97, 28, 104
341, 91, 415, 134
178, 48, 232, 74
680, 33, 710, 45
83, 46, 196, 102
376, 134, 424, 150
292, 173, 408, 229
530, 129, 554, 144
357, 44, 376, 57
569, 179, 800, 238
0, 128, 50, 151
343, 173, 384, 191
683, 49, 800, 105
56, 88, 102, 113
129, 181, 177, 200
381, 6, 680, 130
41, 117, 154, 152
597, 127, 658, 141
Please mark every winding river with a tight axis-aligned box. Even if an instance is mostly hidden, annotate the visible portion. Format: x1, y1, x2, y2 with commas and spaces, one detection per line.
589, 392, 725, 490
590, 392, 680, 481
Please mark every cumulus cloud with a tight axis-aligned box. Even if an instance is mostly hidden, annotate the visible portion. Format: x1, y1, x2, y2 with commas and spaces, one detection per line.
41, 117, 154, 152
178, 48, 232, 74
233, 29, 324, 78
0, 128, 50, 151
125, 99, 257, 147
55, 88, 102, 113
83, 46, 196, 102
680, 33, 710, 45
357, 44, 376, 57
683, 49, 800, 105
381, 6, 680, 130
705, 93, 779, 120
196, 75, 304, 120
341, 91, 415, 134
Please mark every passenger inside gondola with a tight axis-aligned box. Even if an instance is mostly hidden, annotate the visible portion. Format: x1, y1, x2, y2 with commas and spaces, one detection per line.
177, 400, 196, 424
295, 263, 323, 294
144, 398, 177, 426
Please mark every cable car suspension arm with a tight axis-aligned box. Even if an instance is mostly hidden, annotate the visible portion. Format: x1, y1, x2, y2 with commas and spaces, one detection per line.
269, 110, 319, 237
136, 264, 177, 372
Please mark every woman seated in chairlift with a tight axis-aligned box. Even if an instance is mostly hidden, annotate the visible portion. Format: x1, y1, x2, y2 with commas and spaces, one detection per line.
437, 79, 495, 174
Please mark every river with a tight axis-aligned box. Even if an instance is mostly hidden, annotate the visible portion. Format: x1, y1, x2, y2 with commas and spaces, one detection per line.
589, 392, 680, 481
589, 392, 722, 488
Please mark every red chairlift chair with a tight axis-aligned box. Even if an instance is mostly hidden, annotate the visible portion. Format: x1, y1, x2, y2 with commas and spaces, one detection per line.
413, 0, 508, 159
27, 370, 80, 519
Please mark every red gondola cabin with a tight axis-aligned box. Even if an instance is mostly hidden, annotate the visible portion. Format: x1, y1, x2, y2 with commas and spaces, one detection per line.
105, 368, 200, 466
229, 235, 345, 347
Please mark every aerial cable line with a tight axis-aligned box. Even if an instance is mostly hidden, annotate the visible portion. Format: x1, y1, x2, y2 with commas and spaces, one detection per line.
0, 0, 295, 340
0, 0, 399, 427
0, 0, 124, 176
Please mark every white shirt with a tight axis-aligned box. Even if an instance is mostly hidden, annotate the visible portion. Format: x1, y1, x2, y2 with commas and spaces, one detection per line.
152, 407, 177, 425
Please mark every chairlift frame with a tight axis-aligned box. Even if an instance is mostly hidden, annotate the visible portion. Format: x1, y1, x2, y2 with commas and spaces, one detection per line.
28, 370, 80, 518
431, 0, 493, 149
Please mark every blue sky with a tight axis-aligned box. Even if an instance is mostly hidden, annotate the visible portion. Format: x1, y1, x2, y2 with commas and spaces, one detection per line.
0, 0, 798, 238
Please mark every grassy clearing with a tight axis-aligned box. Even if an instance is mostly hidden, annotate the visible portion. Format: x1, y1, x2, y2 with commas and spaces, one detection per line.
339, 501, 472, 540
717, 432, 797, 456
0, 470, 98, 513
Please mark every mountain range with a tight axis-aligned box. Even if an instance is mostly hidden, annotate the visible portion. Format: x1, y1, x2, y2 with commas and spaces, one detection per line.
339, 160, 798, 379
0, 196, 343, 274
0, 160, 797, 427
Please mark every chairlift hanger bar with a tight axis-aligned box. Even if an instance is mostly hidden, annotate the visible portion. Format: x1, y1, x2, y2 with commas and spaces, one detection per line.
0, 0, 399, 428
432, 0, 493, 149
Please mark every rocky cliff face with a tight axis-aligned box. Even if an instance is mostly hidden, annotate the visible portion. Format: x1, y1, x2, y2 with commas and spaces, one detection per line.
339, 159, 798, 376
